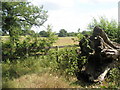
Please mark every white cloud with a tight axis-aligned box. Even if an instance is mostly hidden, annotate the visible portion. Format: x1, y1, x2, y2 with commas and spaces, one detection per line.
90, 8, 118, 20
96, 0, 119, 3
31, 0, 118, 32
45, 7, 118, 32
44, 0, 74, 7
33, 7, 118, 33
79, 0, 119, 3
31, 0, 75, 8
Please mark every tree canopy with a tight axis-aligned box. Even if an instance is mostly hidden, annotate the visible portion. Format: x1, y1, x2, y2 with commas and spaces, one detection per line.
58, 29, 67, 37
2, 2, 48, 38
39, 30, 48, 37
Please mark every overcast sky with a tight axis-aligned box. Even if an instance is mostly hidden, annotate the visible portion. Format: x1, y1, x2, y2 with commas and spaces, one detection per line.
30, 0, 119, 33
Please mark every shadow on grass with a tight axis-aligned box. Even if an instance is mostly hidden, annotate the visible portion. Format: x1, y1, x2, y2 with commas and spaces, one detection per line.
69, 71, 98, 88
70, 80, 96, 88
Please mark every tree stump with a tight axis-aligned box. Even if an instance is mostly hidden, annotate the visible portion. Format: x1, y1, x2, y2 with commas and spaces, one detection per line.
78, 26, 120, 82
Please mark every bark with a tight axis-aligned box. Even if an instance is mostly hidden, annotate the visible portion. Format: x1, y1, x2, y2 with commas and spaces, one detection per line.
78, 26, 120, 82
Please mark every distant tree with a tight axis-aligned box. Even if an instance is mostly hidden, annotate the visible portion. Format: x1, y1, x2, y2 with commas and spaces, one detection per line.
58, 29, 67, 37
67, 32, 77, 37
81, 31, 92, 36
77, 28, 81, 33
39, 30, 48, 37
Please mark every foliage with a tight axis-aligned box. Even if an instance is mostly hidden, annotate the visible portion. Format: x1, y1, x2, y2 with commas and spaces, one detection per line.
48, 47, 85, 76
67, 32, 77, 37
19, 30, 36, 36
58, 29, 78, 37
2, 48, 81, 88
107, 68, 120, 88
81, 30, 92, 36
56, 48, 79, 76
2, 56, 55, 88
76, 32, 84, 41
2, 25, 58, 61
39, 30, 48, 37
2, 2, 48, 47
2, 46, 82, 79
58, 29, 68, 37
88, 16, 120, 43
2, 45, 119, 88
2, 2, 48, 35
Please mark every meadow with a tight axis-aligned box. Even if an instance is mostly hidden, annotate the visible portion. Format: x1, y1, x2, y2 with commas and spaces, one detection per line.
53, 37, 78, 46
2, 36, 119, 88
1, 36, 78, 46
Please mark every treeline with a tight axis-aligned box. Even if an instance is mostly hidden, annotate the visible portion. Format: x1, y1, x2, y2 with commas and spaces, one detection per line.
1, 28, 92, 37
39, 29, 92, 37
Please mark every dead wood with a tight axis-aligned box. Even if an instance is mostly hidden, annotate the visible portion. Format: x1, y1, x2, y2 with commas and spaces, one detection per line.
78, 26, 120, 82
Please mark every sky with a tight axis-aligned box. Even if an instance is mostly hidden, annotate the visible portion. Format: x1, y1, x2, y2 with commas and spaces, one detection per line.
30, 0, 119, 33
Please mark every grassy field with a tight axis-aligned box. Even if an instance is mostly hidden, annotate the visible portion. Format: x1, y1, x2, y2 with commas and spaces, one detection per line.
1, 36, 78, 46
53, 37, 78, 46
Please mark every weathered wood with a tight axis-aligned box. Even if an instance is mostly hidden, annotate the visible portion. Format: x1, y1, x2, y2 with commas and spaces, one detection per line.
78, 26, 120, 82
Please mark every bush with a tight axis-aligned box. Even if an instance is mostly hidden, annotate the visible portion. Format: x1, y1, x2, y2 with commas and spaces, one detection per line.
47, 47, 86, 77
2, 26, 58, 61
88, 16, 120, 43
107, 68, 120, 88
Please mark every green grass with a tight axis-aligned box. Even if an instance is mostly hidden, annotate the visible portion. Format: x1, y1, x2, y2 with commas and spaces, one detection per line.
2, 56, 53, 88
2, 54, 119, 88
2, 55, 75, 88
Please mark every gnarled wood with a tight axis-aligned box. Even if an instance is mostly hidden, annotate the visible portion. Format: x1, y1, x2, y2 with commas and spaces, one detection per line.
78, 26, 120, 82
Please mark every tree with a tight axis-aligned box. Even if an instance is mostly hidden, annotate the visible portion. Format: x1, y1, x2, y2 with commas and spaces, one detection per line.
39, 30, 48, 37
46, 25, 58, 44
2, 2, 48, 43
78, 26, 120, 83
58, 29, 67, 37
67, 32, 77, 37
88, 16, 120, 43
81, 31, 92, 36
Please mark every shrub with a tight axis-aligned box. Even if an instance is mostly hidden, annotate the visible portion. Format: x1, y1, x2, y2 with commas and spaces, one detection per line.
47, 47, 86, 77
107, 68, 120, 88
88, 16, 120, 43
2, 25, 58, 61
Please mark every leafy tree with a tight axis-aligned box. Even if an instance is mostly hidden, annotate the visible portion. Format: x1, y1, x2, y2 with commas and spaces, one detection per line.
2, 2, 48, 43
58, 29, 67, 37
39, 30, 48, 37
45, 25, 58, 44
81, 31, 92, 36
88, 16, 120, 43
20, 30, 35, 36
67, 32, 77, 37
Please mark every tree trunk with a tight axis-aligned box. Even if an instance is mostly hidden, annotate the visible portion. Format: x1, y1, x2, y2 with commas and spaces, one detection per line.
78, 26, 120, 82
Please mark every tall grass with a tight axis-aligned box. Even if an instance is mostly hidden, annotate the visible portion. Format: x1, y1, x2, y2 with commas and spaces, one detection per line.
2, 47, 120, 88
2, 47, 80, 88
2, 56, 56, 88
